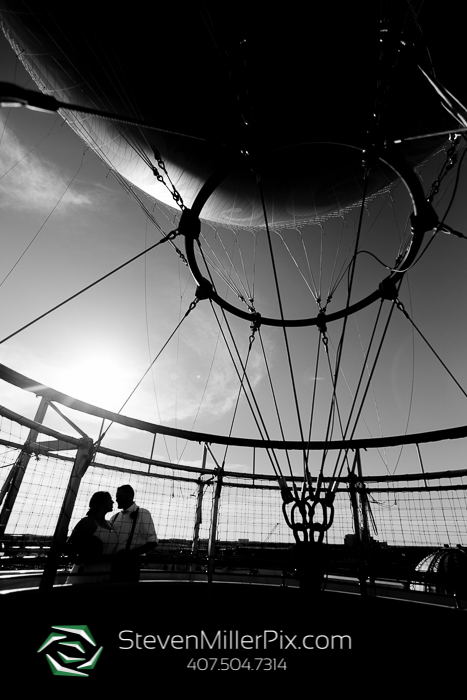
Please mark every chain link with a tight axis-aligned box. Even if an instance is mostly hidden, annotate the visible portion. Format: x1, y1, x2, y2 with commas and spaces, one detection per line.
248, 312, 261, 346
152, 148, 186, 211
427, 134, 461, 204
395, 298, 409, 319
316, 310, 329, 351
163, 229, 179, 242
161, 226, 189, 266
186, 297, 200, 315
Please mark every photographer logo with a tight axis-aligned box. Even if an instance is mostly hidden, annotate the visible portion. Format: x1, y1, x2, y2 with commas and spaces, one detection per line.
37, 625, 103, 677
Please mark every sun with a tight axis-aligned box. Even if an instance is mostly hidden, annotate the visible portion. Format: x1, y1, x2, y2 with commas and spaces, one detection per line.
52, 351, 129, 410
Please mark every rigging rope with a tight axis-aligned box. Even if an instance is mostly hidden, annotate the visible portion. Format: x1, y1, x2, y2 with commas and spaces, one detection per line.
144, 213, 174, 464
318, 170, 371, 486
0, 228, 181, 346
258, 174, 307, 457
95, 296, 201, 447
204, 223, 255, 306
195, 212, 300, 493
64, 114, 188, 264
0, 162, 85, 289
257, 330, 296, 488
329, 293, 400, 493
220, 321, 258, 467
354, 315, 391, 475
208, 300, 284, 480
195, 232, 287, 480
198, 231, 254, 308
305, 326, 323, 458
395, 299, 467, 402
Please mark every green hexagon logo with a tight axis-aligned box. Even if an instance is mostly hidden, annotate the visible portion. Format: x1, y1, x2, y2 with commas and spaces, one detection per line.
37, 625, 103, 676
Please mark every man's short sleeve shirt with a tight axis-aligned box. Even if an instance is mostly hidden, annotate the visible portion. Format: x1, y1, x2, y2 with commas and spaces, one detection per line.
110, 502, 157, 552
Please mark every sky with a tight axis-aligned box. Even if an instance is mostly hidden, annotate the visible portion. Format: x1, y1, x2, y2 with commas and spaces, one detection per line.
1, 25, 467, 545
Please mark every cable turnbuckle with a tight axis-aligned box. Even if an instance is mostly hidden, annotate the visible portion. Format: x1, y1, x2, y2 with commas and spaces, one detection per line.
164, 228, 180, 242
187, 297, 200, 314
395, 298, 407, 316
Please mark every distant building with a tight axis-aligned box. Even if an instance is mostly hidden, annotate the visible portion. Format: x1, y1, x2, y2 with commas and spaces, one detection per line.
344, 533, 387, 547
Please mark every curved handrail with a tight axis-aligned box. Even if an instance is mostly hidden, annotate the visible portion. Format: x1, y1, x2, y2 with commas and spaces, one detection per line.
1, 362, 466, 450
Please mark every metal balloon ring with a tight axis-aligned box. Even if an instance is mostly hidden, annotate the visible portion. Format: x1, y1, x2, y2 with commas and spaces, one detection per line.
183, 144, 437, 328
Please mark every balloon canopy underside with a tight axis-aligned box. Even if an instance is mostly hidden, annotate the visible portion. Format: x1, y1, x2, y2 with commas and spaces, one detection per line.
0, 1, 463, 228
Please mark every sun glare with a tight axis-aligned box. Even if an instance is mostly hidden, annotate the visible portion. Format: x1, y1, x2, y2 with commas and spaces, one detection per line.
53, 352, 129, 410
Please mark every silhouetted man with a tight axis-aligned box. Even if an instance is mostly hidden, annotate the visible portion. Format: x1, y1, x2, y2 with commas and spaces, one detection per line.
109, 485, 157, 582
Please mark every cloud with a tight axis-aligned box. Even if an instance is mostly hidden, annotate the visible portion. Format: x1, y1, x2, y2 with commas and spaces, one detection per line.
0, 117, 94, 211
129, 306, 271, 424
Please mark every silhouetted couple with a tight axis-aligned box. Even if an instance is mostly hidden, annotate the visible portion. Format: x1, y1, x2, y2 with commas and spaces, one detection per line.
66, 485, 157, 584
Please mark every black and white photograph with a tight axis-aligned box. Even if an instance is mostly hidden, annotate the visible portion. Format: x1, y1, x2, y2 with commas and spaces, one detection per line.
0, 1, 465, 685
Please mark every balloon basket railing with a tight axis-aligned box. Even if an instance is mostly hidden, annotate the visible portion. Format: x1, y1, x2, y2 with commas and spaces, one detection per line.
0, 365, 466, 670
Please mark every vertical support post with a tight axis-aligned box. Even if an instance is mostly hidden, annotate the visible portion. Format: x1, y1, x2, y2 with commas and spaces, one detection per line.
147, 433, 157, 474
207, 466, 223, 584
348, 473, 361, 545
0, 397, 48, 537
356, 450, 376, 594
415, 443, 429, 488
348, 452, 367, 596
0, 470, 14, 510
191, 444, 207, 568
356, 451, 370, 546
40, 436, 94, 590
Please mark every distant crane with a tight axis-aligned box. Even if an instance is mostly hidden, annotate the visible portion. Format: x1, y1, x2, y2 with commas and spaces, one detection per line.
263, 523, 280, 543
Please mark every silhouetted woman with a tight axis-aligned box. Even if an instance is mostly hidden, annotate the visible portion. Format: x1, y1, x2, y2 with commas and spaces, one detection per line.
66, 491, 118, 584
